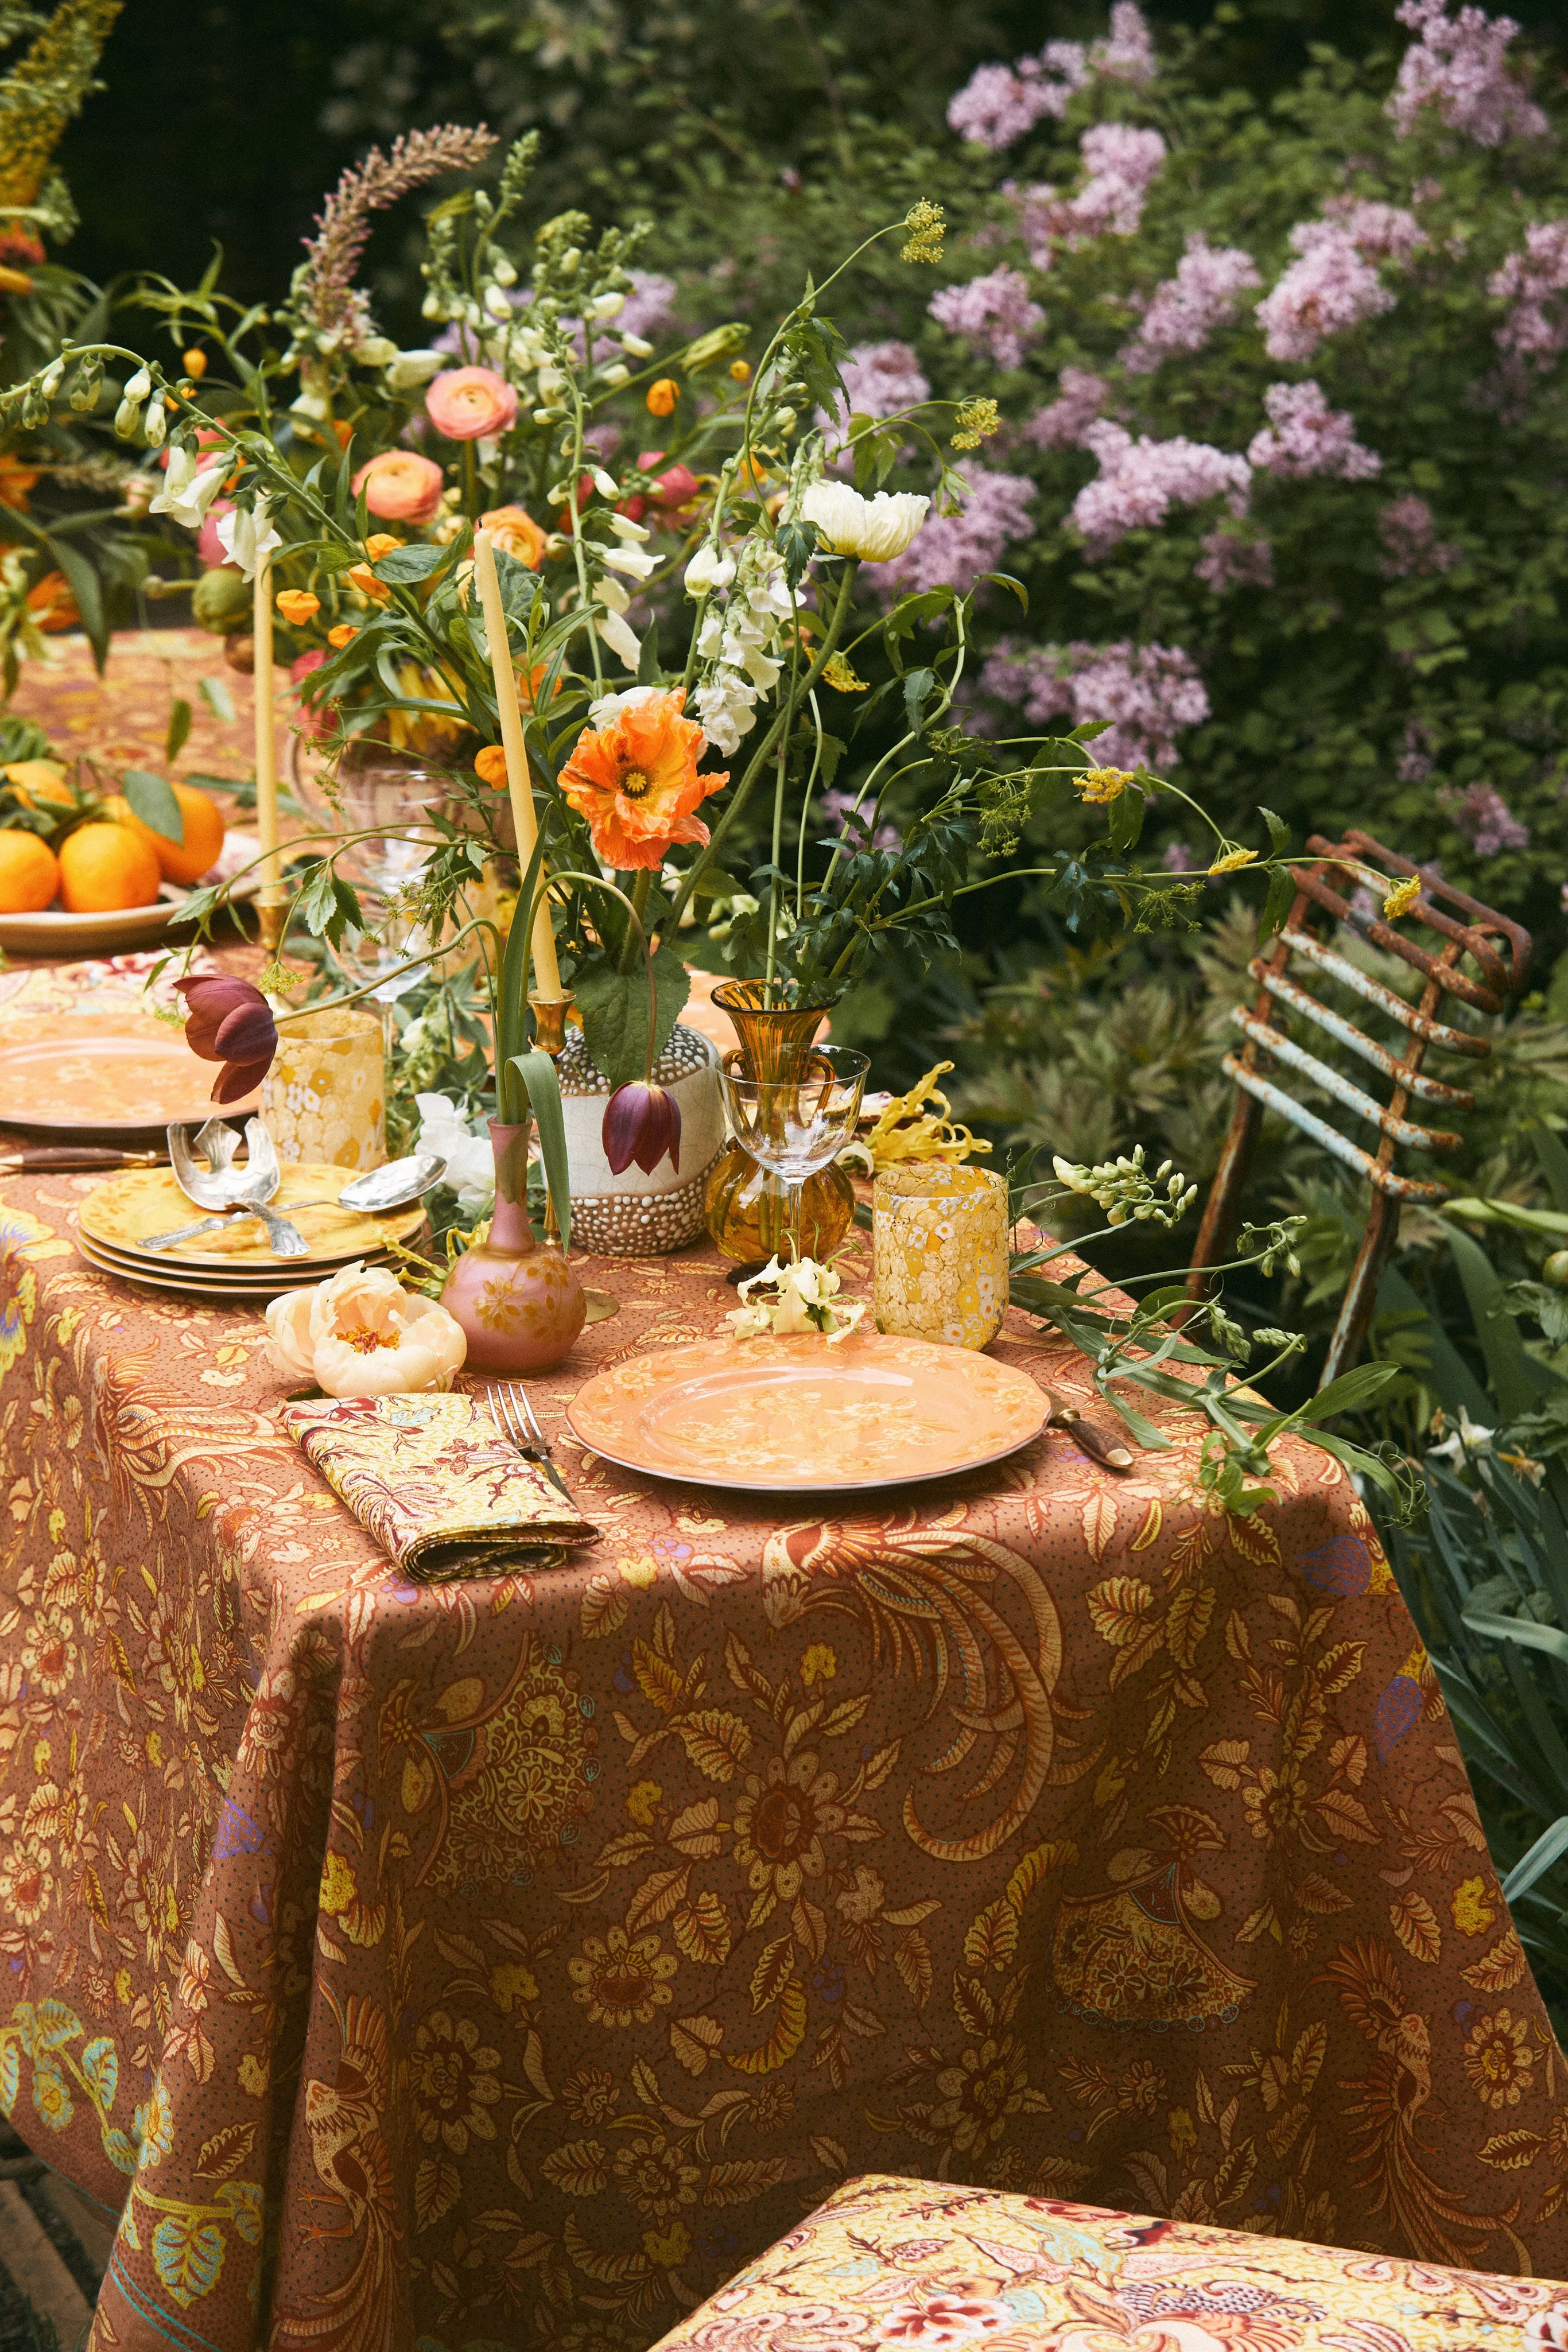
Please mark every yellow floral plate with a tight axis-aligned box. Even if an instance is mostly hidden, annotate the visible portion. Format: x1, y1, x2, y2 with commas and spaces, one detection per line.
566, 1328, 1047, 1491
79, 1163, 428, 1268
72, 1231, 398, 1302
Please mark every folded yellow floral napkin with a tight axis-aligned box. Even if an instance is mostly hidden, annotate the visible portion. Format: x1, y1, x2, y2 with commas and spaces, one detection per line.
280, 1391, 597, 1579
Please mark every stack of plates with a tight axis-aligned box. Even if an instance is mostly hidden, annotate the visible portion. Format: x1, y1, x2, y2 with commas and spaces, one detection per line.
75, 1164, 429, 1303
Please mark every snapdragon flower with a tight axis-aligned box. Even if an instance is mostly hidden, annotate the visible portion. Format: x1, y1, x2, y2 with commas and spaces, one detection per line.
1052, 1147, 1198, 1227
149, 443, 230, 530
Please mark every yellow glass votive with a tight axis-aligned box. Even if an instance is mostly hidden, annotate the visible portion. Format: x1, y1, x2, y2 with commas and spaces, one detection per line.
261, 1007, 386, 1172
874, 1162, 1010, 1349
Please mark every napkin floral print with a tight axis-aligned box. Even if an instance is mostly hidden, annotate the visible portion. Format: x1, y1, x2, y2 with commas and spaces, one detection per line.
280, 1391, 599, 1573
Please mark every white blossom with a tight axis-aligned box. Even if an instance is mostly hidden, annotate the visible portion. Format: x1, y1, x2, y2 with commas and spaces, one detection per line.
801, 482, 929, 561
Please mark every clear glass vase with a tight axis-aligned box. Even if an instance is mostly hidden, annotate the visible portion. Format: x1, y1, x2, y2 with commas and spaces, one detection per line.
703, 980, 856, 1263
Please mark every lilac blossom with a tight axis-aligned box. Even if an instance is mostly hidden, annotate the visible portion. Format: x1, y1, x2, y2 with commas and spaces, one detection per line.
947, 3, 1155, 153
981, 636, 1209, 770
1072, 419, 1251, 556
816, 340, 931, 458
820, 789, 899, 853
1256, 224, 1396, 362
1390, 0, 1547, 146
1196, 526, 1275, 592
1379, 495, 1460, 576
1491, 219, 1568, 367
929, 266, 1045, 367
1398, 719, 1438, 781
1119, 235, 1262, 373
1320, 197, 1428, 263
1162, 838, 1195, 871
1024, 367, 1109, 450
1070, 123, 1169, 239
1440, 779, 1530, 853
874, 467, 1037, 596
619, 272, 678, 343
1247, 381, 1381, 480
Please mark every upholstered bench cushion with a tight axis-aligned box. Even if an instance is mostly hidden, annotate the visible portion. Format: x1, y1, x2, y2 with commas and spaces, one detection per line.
651, 2174, 1568, 2351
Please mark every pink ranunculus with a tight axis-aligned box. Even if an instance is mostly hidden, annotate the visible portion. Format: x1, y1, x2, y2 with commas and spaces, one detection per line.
351, 449, 445, 525
426, 367, 519, 443
197, 498, 235, 568
290, 649, 336, 744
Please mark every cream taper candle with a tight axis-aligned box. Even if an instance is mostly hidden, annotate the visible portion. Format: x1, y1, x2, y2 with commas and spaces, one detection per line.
471, 526, 562, 999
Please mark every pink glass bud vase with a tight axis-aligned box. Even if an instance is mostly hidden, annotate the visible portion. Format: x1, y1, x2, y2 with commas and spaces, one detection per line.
439, 1120, 586, 1374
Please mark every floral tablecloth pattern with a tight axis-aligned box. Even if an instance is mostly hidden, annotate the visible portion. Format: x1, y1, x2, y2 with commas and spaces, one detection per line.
1, 1174, 1566, 2352
650, 2173, 1568, 2352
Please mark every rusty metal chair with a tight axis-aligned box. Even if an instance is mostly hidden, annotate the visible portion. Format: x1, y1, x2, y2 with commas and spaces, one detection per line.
1183, 828, 1531, 1387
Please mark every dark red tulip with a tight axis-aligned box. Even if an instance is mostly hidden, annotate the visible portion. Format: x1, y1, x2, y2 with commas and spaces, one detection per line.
176, 974, 278, 1101
603, 1081, 681, 1176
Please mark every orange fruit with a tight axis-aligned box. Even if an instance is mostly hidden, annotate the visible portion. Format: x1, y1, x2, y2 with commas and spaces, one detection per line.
103, 782, 225, 886
2, 758, 72, 812
57, 822, 162, 913
0, 830, 60, 913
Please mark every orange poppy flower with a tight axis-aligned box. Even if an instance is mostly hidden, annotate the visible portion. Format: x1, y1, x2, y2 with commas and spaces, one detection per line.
559, 689, 728, 872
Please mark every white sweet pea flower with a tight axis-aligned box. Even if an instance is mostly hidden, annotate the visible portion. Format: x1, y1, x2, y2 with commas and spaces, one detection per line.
413, 1093, 495, 1215
356, 336, 399, 367
620, 332, 654, 359
600, 544, 659, 580
596, 572, 630, 615
608, 513, 651, 542
801, 482, 929, 562
595, 608, 642, 672
216, 497, 281, 581
148, 443, 229, 530
684, 544, 735, 598
386, 348, 447, 391
589, 683, 662, 725
592, 290, 626, 319
591, 467, 619, 498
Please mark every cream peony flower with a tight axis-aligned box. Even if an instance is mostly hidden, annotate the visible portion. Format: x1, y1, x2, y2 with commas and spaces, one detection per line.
265, 1262, 467, 1398
801, 483, 929, 562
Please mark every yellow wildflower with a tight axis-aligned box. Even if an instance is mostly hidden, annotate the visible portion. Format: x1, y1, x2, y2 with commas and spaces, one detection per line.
1077, 765, 1135, 805
1208, 847, 1258, 876
901, 200, 946, 265
1382, 874, 1421, 921
952, 397, 1000, 450
729, 360, 752, 385
822, 651, 869, 693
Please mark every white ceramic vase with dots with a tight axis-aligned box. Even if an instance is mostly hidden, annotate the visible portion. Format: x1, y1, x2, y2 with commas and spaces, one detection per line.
557, 1023, 723, 1255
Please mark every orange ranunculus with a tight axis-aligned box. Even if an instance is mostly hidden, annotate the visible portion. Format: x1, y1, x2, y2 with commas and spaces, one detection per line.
328, 623, 358, 649
480, 503, 548, 569
364, 532, 402, 561
26, 570, 79, 632
426, 367, 517, 443
276, 589, 320, 626
474, 745, 509, 788
559, 689, 728, 873
352, 450, 444, 525
0, 453, 39, 512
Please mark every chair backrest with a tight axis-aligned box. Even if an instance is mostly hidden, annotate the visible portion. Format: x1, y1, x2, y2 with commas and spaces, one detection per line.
1186, 828, 1531, 1385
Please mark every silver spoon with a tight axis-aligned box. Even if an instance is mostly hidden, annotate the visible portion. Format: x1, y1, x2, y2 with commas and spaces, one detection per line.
142, 1151, 446, 1254
151, 1118, 309, 1256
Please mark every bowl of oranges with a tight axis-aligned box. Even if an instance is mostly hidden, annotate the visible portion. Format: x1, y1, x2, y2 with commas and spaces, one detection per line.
0, 757, 259, 954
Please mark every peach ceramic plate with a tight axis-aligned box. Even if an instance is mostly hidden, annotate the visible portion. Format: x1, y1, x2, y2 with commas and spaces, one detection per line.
566, 1328, 1047, 1491
71, 1231, 383, 1301
79, 1162, 428, 1267
0, 1023, 261, 1134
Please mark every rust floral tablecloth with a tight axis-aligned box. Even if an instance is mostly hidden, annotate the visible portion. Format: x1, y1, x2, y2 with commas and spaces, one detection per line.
1, 1175, 1566, 2352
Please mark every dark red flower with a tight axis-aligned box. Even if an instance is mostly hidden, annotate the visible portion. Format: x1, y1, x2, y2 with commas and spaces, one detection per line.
603, 1081, 681, 1176
176, 974, 278, 1103
636, 452, 702, 519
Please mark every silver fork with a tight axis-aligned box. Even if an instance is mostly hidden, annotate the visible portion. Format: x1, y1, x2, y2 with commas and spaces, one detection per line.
487, 1382, 576, 1505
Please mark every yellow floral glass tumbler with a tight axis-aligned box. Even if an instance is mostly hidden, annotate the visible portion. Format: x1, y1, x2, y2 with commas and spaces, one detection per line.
873, 1162, 1010, 1349
261, 1007, 387, 1172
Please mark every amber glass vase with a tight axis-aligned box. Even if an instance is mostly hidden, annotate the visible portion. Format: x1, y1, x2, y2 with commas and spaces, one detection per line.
703, 980, 856, 1262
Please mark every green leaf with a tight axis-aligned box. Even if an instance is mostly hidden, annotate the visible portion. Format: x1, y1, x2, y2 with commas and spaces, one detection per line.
372, 542, 446, 585
296, 860, 362, 949
1446, 1224, 1566, 1419
1533, 1126, 1568, 1216
1259, 864, 1295, 940
1294, 1360, 1400, 1423
165, 697, 192, 764
1258, 805, 1290, 855
575, 940, 690, 1088
774, 520, 817, 592
507, 1048, 571, 1250
45, 535, 107, 672
123, 770, 184, 842
902, 667, 937, 737
1501, 1814, 1568, 1904
1463, 1608, 1568, 1664
197, 675, 235, 725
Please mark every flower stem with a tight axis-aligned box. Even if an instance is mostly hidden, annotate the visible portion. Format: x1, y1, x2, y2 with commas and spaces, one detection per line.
617, 867, 653, 974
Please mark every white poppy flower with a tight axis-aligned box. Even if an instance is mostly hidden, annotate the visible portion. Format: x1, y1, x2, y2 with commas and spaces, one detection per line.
801, 482, 929, 562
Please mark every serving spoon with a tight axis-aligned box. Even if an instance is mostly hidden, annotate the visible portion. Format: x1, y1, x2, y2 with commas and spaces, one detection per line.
142, 1150, 447, 1254
155, 1118, 309, 1256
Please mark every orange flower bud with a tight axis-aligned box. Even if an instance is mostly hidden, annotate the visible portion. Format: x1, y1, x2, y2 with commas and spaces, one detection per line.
474, 745, 509, 788
646, 378, 680, 418
729, 360, 752, 384
327, 624, 359, 649
182, 348, 208, 379
0, 266, 34, 297
332, 420, 354, 451
363, 533, 402, 561
275, 589, 320, 626
346, 564, 390, 602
